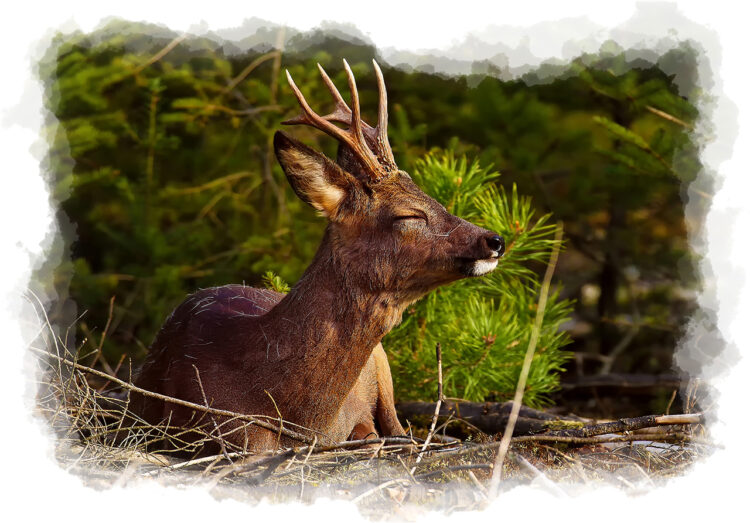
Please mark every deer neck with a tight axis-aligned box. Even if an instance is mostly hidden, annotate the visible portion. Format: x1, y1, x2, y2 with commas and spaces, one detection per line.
259, 233, 405, 420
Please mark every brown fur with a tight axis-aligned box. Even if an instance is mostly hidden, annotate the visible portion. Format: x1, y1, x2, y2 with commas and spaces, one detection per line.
131, 80, 503, 455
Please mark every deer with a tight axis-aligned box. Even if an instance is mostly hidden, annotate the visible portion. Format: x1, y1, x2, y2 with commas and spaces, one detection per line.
129, 60, 505, 455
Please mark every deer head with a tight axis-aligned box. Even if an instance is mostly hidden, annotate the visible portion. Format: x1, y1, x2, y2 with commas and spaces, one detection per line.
274, 60, 504, 307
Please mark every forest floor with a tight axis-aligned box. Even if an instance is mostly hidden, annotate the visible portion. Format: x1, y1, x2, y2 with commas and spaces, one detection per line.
54, 430, 710, 518
37, 343, 712, 519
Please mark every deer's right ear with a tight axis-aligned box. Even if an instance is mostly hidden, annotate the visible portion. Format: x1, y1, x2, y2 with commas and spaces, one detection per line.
274, 131, 356, 219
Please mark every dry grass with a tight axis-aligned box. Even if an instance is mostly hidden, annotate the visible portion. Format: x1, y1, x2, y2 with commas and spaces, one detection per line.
29, 303, 712, 518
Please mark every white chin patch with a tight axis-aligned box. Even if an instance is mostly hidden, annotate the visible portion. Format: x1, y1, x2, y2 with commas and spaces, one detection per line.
469, 259, 498, 276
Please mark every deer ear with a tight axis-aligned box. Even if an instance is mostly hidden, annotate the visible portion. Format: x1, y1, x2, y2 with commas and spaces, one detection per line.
274, 131, 355, 218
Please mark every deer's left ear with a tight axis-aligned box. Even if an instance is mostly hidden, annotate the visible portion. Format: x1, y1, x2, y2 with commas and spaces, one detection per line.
274, 131, 358, 219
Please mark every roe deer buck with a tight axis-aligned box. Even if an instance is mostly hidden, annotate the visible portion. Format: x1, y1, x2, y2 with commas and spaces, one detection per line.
131, 60, 505, 454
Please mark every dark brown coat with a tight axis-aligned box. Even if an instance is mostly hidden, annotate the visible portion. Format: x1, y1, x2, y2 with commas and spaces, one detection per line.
130, 63, 504, 454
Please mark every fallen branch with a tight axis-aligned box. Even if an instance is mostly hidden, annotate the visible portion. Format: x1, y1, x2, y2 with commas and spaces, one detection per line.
397, 400, 571, 436
513, 433, 691, 445
539, 413, 703, 439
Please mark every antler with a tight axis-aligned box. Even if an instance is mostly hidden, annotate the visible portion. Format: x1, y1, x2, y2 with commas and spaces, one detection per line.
283, 59, 397, 182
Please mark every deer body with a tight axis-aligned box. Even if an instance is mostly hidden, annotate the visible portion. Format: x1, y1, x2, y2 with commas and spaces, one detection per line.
133, 282, 403, 452
131, 61, 504, 454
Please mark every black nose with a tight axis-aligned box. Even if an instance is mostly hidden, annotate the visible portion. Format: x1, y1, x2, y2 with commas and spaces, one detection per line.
486, 234, 505, 256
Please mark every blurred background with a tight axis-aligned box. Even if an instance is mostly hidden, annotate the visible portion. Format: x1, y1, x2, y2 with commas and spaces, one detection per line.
37, 19, 708, 419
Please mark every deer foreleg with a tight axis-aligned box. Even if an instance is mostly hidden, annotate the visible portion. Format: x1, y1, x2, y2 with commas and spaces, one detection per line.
371, 343, 406, 436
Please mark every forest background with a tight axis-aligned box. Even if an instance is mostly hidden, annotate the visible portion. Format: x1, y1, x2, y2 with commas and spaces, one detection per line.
38, 19, 708, 419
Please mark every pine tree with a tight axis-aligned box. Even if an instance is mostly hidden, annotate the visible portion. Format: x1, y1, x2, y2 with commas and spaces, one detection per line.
383, 151, 573, 407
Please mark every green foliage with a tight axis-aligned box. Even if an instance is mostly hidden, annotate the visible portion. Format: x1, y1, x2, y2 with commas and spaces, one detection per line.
39, 21, 702, 405
262, 271, 291, 294
386, 152, 572, 406
409, 151, 498, 220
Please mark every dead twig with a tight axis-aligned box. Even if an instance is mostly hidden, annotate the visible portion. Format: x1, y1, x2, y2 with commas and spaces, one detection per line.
132, 33, 188, 75
489, 222, 564, 496
645, 105, 693, 129
222, 51, 281, 95
510, 452, 566, 495
351, 478, 412, 504
264, 390, 285, 450
210, 449, 297, 489
31, 345, 318, 444
467, 470, 488, 499
411, 342, 443, 474
89, 295, 115, 369
193, 365, 231, 462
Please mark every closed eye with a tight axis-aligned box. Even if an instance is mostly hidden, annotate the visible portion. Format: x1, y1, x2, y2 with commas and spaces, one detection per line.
393, 213, 427, 232
393, 210, 428, 223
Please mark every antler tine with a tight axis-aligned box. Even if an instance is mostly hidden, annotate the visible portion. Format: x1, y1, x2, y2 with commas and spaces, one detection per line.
342, 59, 366, 147
317, 63, 380, 144
316, 63, 352, 124
372, 60, 389, 141
372, 59, 397, 170
285, 69, 353, 147
283, 68, 387, 181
